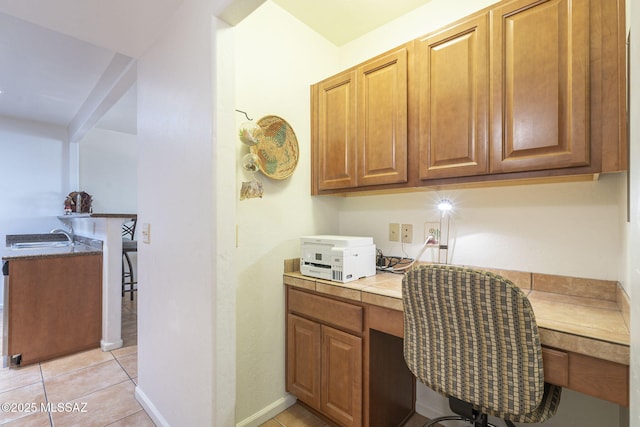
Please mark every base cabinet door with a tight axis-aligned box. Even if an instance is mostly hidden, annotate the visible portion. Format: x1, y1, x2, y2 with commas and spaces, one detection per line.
321, 326, 362, 427
7, 254, 102, 366
286, 310, 363, 427
287, 314, 321, 409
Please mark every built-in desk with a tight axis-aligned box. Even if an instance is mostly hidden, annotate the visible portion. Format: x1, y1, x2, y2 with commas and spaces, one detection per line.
283, 261, 630, 427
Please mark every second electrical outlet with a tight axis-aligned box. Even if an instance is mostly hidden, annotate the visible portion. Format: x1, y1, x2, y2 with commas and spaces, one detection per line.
401, 224, 413, 243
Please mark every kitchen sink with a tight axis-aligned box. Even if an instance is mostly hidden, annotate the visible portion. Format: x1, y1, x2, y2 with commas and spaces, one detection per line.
10, 241, 74, 249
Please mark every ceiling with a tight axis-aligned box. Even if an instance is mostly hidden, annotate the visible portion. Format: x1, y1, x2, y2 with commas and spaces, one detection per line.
0, 0, 433, 140
271, 0, 433, 46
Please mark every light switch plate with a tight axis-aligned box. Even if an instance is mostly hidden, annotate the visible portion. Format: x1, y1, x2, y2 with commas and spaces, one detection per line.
389, 223, 400, 241
142, 223, 150, 244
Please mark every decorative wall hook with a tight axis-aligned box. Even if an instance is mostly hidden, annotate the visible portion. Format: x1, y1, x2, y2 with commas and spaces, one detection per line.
235, 109, 253, 121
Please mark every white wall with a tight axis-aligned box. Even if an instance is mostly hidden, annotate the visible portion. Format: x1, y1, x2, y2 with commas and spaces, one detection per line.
0, 117, 72, 308
626, 0, 639, 424
340, 174, 625, 280
79, 127, 137, 214
232, 2, 340, 424
0, 117, 71, 238
135, 0, 234, 425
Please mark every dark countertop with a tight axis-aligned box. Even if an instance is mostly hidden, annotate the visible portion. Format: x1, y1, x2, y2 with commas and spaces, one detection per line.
57, 213, 136, 219
2, 234, 103, 261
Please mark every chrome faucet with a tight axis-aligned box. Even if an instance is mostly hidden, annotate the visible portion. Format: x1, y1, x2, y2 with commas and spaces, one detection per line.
50, 227, 74, 243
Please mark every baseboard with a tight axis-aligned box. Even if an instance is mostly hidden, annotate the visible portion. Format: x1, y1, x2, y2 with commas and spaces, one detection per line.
100, 338, 123, 351
236, 394, 297, 427
416, 399, 444, 422
135, 385, 171, 427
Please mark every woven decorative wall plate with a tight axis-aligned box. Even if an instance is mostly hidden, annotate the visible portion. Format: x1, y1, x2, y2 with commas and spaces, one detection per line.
250, 115, 299, 180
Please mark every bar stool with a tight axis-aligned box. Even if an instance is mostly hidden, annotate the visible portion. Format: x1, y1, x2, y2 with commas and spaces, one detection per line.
122, 218, 137, 300
402, 265, 562, 427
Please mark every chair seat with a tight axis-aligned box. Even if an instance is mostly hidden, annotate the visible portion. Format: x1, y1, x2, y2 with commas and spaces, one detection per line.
506, 383, 562, 424
122, 239, 137, 252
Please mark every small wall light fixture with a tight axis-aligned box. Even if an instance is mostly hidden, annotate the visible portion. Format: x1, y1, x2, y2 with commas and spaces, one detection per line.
437, 199, 453, 264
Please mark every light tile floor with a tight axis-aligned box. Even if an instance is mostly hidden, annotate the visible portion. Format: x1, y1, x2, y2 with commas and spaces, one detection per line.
0, 293, 154, 426
260, 402, 430, 427
0, 294, 428, 427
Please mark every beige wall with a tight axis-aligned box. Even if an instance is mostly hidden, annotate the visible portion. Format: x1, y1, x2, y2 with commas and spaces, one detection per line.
232, 2, 340, 424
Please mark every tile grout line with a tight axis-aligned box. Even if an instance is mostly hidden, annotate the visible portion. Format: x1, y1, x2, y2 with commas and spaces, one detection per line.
38, 362, 54, 427
41, 357, 116, 383
111, 352, 136, 383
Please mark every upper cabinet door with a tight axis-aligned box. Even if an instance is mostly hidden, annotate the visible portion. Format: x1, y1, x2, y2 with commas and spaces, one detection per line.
490, 0, 590, 173
417, 14, 489, 180
357, 48, 408, 186
314, 70, 358, 191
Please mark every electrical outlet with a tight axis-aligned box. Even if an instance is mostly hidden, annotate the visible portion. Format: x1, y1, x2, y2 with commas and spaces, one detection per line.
401, 224, 413, 243
389, 223, 400, 241
424, 221, 440, 245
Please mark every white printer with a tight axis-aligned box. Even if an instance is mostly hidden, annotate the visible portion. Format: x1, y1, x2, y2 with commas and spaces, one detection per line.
300, 235, 376, 283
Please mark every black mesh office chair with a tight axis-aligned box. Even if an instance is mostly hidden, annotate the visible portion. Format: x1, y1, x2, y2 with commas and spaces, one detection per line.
122, 218, 137, 300
402, 265, 562, 427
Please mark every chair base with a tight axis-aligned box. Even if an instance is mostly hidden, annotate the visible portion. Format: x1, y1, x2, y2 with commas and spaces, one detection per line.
423, 397, 516, 427
425, 415, 499, 427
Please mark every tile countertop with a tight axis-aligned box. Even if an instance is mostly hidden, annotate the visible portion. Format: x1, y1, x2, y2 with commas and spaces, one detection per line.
283, 264, 630, 366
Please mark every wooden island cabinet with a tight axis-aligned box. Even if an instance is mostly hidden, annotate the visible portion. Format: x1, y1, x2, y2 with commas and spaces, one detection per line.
6, 253, 102, 366
311, 0, 626, 195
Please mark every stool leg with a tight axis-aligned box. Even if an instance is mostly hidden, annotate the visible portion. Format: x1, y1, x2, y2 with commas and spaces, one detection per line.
123, 251, 135, 300
121, 253, 126, 297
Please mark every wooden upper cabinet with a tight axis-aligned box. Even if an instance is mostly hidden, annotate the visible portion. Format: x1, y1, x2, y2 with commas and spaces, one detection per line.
357, 48, 408, 186
490, 0, 590, 173
314, 70, 357, 191
416, 14, 489, 180
310, 0, 624, 195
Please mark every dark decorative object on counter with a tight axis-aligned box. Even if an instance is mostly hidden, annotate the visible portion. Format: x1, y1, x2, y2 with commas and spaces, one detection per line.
64, 191, 93, 214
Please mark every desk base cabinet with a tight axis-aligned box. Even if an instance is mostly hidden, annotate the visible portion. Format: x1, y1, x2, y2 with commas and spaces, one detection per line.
286, 288, 363, 427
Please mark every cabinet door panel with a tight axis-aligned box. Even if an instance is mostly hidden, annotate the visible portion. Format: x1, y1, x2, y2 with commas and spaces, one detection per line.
491, 0, 589, 172
358, 48, 408, 186
418, 14, 489, 179
316, 71, 357, 190
287, 314, 321, 409
8, 255, 102, 366
321, 326, 362, 427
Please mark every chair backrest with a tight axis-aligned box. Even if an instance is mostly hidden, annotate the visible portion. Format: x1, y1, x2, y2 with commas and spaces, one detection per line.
402, 265, 545, 420
122, 218, 137, 240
